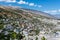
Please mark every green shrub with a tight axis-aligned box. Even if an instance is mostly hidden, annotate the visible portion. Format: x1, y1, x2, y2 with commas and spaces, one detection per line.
41, 36, 47, 40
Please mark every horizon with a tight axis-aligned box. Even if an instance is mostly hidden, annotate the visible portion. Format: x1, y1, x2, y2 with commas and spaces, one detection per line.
0, 0, 60, 15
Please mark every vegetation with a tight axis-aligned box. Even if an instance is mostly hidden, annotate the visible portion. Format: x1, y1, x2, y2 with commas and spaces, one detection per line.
35, 29, 40, 35
0, 6, 58, 40
35, 37, 38, 40
41, 36, 47, 40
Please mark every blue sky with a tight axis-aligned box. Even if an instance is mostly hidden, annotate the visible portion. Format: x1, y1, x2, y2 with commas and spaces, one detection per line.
0, 0, 60, 15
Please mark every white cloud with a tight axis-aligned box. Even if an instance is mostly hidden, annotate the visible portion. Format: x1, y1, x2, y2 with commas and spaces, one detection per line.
0, 0, 4, 1
18, 0, 42, 8
0, 0, 16, 2
58, 9, 60, 12
29, 3, 35, 6
6, 0, 16, 2
50, 10, 57, 13
44, 9, 60, 15
44, 11, 50, 13
18, 0, 28, 4
18, 0, 35, 6
38, 5, 42, 8
0, 0, 42, 8
44, 10, 57, 13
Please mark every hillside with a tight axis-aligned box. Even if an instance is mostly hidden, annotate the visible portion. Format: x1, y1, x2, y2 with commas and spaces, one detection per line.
0, 6, 59, 40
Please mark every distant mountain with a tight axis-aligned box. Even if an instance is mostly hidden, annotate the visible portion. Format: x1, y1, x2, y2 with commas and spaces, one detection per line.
53, 14, 60, 19
21, 8, 56, 19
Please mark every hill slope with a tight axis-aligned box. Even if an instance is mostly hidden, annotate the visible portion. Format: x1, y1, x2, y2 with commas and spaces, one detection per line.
0, 6, 58, 34
0, 5, 60, 40
0, 6, 58, 28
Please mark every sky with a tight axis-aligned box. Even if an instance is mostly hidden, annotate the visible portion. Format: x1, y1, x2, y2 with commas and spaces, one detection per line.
0, 0, 60, 15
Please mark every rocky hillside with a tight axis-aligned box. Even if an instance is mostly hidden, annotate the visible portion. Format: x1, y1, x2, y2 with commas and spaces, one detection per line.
0, 5, 59, 40
0, 6, 58, 31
